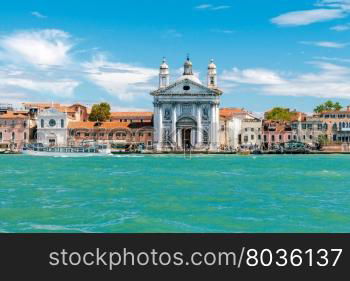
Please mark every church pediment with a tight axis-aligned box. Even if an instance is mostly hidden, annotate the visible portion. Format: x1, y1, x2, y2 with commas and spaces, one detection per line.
151, 78, 222, 96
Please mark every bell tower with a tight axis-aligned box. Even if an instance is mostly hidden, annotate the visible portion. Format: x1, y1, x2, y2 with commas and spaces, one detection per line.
207, 59, 217, 88
159, 57, 169, 88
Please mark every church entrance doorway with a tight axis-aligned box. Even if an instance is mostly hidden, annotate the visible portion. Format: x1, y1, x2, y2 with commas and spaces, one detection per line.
182, 128, 192, 149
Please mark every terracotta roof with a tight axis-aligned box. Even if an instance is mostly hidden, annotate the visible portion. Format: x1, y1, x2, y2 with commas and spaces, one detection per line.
23, 102, 60, 108
68, 121, 153, 130
220, 108, 247, 118
110, 112, 153, 119
0, 112, 29, 119
68, 122, 129, 129
319, 110, 350, 115
22, 103, 84, 113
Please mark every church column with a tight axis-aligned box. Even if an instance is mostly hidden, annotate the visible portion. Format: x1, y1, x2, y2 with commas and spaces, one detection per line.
176, 103, 181, 149
158, 103, 163, 150
215, 103, 220, 148
153, 102, 159, 148
196, 103, 202, 148
172, 103, 177, 145
210, 103, 216, 150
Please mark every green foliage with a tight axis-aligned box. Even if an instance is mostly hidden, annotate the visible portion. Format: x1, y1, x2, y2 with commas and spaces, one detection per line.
317, 134, 329, 146
265, 107, 296, 121
88, 102, 111, 122
314, 101, 343, 113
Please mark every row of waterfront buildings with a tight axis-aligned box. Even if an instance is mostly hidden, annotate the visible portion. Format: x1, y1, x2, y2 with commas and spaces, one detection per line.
1, 57, 350, 152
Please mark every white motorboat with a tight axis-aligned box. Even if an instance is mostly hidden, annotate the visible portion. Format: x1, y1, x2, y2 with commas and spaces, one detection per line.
22, 143, 111, 157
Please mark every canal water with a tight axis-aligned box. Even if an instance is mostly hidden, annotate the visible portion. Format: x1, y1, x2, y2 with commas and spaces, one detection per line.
0, 154, 349, 233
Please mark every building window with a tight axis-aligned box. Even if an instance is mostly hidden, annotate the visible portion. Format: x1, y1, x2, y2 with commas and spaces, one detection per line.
221, 125, 225, 131
12, 132, 15, 141
61, 119, 64, 128
264, 135, 267, 142
139, 132, 144, 137
109, 133, 113, 137
293, 135, 297, 140
77, 132, 81, 137
24, 132, 27, 140
23, 121, 27, 128
272, 135, 275, 142
148, 132, 152, 137
318, 124, 323, 130
303, 135, 306, 140
302, 124, 307, 129
99, 133, 104, 137
41, 119, 44, 128
85, 133, 89, 137
251, 128, 254, 132
288, 135, 291, 140
307, 124, 312, 129
251, 135, 255, 140
258, 135, 261, 140
279, 135, 282, 141
147, 141, 152, 146
309, 135, 313, 140
0, 132, 2, 142
244, 136, 248, 142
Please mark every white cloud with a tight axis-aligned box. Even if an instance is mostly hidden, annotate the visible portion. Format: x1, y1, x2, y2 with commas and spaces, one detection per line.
195, 4, 231, 10
195, 4, 213, 9
330, 23, 350, 30
164, 29, 183, 38
221, 68, 286, 85
300, 40, 348, 48
0, 29, 79, 99
221, 61, 350, 99
0, 29, 73, 67
271, 9, 346, 26
313, 56, 350, 63
83, 54, 158, 101
31, 11, 47, 19
212, 5, 231, 10
210, 29, 234, 34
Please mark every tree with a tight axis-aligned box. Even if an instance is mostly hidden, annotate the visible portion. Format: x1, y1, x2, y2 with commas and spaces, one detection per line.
314, 101, 343, 113
265, 107, 296, 121
88, 102, 111, 122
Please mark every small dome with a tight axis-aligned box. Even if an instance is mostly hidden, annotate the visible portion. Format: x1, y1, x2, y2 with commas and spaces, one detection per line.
160, 57, 168, 69
184, 58, 192, 66
208, 59, 216, 69
176, 75, 202, 85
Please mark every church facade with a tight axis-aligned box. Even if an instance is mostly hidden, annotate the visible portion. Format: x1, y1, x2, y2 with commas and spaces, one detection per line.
151, 57, 223, 152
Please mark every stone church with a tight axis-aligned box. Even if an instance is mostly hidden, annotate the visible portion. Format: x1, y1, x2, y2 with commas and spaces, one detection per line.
151, 56, 223, 152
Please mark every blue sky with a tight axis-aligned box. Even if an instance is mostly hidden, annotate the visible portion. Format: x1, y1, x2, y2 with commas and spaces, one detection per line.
1, 0, 350, 113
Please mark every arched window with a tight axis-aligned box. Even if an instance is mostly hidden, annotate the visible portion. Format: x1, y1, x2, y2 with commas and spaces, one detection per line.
41, 119, 44, 128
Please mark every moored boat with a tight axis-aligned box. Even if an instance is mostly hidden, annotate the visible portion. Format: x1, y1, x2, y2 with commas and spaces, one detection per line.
22, 143, 111, 156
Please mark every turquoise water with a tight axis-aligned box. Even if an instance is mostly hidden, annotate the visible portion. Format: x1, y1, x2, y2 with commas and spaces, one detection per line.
0, 154, 349, 233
